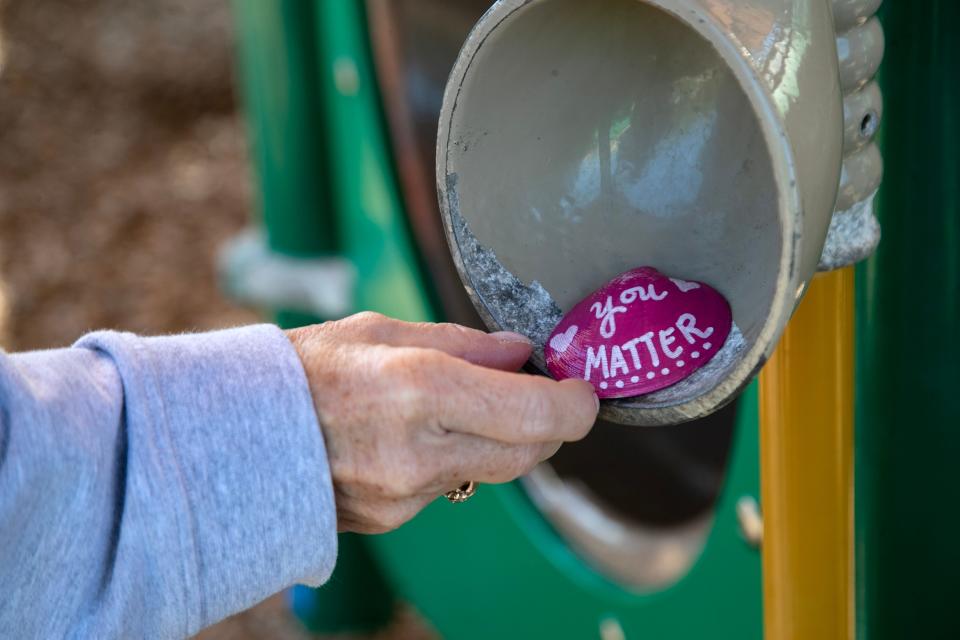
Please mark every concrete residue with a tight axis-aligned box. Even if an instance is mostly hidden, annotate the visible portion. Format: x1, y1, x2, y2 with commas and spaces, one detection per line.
447, 174, 746, 409
818, 190, 881, 271
448, 187, 563, 370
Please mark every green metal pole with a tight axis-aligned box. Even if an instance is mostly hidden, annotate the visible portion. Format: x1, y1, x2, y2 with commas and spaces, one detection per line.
233, 0, 333, 329
856, 2, 960, 638
232, 0, 334, 259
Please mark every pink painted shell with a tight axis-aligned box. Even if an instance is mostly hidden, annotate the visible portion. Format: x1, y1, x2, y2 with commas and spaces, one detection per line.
545, 267, 732, 398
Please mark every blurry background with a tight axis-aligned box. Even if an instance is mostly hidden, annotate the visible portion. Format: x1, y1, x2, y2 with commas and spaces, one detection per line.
1, 1, 955, 640
0, 0, 256, 351
0, 0, 428, 637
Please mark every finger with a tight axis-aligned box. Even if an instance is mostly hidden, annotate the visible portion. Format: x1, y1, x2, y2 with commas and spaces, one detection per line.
367, 316, 533, 371
337, 494, 433, 534
428, 356, 599, 444
422, 436, 561, 490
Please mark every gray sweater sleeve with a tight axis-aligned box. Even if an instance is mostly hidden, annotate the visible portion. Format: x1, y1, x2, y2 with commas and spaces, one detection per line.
0, 324, 338, 639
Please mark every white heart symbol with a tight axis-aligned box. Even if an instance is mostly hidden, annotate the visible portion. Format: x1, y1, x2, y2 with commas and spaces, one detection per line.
549, 325, 578, 353
670, 278, 701, 293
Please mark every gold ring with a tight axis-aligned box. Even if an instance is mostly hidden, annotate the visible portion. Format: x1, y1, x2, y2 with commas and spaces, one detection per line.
444, 481, 477, 504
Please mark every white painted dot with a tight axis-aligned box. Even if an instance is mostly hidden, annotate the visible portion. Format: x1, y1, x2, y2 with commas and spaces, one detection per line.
676, 361, 685, 368
599, 381, 608, 390
704, 342, 713, 350
661, 368, 670, 375
631, 376, 640, 383
615, 380, 625, 389
692, 351, 701, 359
646, 372, 656, 380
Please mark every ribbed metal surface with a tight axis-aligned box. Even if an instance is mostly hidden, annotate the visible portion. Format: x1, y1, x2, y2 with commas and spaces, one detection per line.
819, 0, 885, 271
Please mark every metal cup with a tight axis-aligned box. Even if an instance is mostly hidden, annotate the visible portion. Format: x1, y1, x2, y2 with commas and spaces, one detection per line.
438, 0, 847, 425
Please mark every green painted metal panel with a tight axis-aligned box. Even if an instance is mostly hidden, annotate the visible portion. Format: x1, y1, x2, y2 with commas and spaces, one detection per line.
372, 384, 762, 639
312, 0, 435, 323
855, 2, 960, 638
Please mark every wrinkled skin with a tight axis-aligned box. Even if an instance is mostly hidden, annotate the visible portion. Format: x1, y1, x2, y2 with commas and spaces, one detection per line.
287, 312, 598, 534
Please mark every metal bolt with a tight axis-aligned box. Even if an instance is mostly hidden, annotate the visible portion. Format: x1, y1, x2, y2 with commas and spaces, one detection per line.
333, 56, 359, 96
736, 495, 763, 548
599, 617, 626, 640
859, 109, 879, 139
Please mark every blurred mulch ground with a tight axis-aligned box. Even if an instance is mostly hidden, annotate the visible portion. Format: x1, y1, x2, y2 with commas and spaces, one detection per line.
0, 1, 433, 638
0, 0, 258, 351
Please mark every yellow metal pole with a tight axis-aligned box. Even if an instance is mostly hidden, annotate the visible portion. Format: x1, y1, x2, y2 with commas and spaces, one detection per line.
759, 268, 855, 640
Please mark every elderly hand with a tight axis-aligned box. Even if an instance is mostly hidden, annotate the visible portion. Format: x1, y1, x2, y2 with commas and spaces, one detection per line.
287, 312, 598, 534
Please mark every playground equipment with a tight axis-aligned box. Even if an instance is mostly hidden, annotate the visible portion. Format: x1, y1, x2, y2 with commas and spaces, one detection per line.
224, 1, 958, 637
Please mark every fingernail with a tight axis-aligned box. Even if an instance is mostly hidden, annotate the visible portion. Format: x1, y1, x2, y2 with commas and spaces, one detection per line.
593, 393, 600, 412
490, 331, 532, 345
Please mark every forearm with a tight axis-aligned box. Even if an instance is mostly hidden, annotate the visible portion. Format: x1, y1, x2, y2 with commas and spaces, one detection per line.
0, 325, 337, 639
